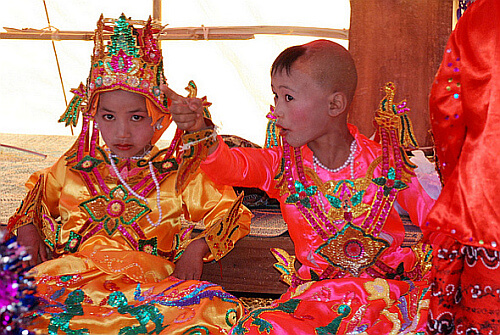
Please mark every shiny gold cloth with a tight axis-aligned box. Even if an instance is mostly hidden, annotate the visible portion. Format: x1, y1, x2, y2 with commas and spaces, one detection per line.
9, 146, 252, 334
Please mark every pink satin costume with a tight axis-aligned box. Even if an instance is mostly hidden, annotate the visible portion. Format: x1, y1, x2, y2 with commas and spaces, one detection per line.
202, 124, 435, 334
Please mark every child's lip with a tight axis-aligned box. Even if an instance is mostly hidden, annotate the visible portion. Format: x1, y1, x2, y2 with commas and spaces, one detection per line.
276, 124, 288, 135
115, 144, 133, 150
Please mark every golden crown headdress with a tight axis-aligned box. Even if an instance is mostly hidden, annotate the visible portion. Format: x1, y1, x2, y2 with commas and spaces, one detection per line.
59, 14, 168, 127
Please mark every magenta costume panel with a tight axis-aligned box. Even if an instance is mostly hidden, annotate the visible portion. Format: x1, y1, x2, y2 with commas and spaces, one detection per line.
203, 124, 434, 334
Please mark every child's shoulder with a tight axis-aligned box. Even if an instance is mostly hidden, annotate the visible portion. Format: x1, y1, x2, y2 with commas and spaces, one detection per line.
348, 125, 383, 159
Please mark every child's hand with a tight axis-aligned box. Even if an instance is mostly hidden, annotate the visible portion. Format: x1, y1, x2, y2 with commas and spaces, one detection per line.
16, 224, 49, 267
172, 238, 209, 280
161, 84, 209, 132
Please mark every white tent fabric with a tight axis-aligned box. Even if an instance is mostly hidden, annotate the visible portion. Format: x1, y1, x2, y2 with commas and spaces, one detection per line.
1, 0, 349, 145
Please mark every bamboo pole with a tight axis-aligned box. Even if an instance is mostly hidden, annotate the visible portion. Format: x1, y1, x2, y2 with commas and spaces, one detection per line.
1, 26, 348, 41
153, 0, 162, 22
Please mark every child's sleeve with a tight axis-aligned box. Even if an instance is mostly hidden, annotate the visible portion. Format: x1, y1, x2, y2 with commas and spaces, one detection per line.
180, 170, 252, 261
7, 157, 65, 247
200, 136, 282, 196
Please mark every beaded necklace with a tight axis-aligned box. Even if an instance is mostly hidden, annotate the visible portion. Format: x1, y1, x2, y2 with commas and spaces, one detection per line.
282, 129, 410, 241
312, 140, 357, 216
312, 140, 357, 175
109, 154, 163, 226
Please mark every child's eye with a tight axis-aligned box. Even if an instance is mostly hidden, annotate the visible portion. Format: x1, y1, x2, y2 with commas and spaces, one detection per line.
102, 114, 114, 121
131, 115, 144, 122
285, 94, 294, 102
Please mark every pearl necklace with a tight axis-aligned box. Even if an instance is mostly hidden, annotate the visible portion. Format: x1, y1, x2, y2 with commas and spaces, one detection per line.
313, 140, 357, 216
109, 154, 163, 227
312, 140, 357, 176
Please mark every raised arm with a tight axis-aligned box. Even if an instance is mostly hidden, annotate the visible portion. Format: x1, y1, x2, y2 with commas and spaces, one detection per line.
161, 84, 220, 156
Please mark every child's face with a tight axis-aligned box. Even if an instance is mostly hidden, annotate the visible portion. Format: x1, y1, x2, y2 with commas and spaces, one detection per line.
95, 90, 155, 158
271, 63, 333, 148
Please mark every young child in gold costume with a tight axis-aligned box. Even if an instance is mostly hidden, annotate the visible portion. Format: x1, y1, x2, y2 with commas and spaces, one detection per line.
8, 14, 251, 335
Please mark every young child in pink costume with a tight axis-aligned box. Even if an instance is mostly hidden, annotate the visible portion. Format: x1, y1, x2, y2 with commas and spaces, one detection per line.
167, 39, 435, 334
425, 0, 500, 334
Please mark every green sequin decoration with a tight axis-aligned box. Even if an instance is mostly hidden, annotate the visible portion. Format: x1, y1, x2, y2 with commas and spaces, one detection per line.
181, 326, 210, 335
108, 291, 166, 334
225, 308, 238, 327
285, 180, 317, 208
315, 304, 351, 335
48, 289, 89, 335
59, 95, 83, 127
151, 158, 178, 174
138, 237, 158, 255
64, 231, 83, 253
108, 15, 140, 58
232, 299, 301, 335
71, 155, 104, 173
372, 167, 408, 197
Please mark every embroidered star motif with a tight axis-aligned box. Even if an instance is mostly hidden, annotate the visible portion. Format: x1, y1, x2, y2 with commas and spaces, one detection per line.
72, 155, 104, 173
138, 237, 158, 256
65, 231, 83, 253
285, 180, 317, 208
80, 185, 150, 236
152, 158, 178, 174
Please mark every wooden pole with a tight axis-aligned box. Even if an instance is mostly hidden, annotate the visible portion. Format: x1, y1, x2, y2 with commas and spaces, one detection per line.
153, 0, 162, 22
153, 0, 161, 47
348, 0, 453, 147
1, 26, 348, 41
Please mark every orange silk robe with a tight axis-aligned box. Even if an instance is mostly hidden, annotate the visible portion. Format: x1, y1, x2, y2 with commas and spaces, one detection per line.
8, 145, 251, 335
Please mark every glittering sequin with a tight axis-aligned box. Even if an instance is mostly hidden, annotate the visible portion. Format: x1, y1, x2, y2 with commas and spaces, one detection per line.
316, 223, 389, 277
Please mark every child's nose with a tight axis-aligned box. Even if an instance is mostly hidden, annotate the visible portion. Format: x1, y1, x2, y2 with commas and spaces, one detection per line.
273, 104, 284, 118
116, 121, 132, 138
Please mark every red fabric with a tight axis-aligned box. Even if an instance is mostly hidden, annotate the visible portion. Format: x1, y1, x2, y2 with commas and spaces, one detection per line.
427, 236, 500, 334
234, 277, 430, 335
425, 0, 500, 333
425, 0, 500, 251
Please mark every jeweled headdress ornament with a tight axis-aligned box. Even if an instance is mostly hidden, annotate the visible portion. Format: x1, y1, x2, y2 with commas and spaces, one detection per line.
59, 14, 168, 127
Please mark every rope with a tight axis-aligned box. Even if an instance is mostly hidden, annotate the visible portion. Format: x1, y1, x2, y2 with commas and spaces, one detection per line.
42, 0, 72, 134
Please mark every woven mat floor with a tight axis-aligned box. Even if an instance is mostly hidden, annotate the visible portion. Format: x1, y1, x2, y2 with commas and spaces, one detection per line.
0, 133, 73, 224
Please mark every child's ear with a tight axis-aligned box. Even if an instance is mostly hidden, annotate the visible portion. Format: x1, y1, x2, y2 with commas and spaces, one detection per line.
328, 92, 348, 117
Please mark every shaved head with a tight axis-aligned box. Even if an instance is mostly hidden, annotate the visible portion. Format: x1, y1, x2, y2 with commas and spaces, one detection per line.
271, 39, 358, 104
